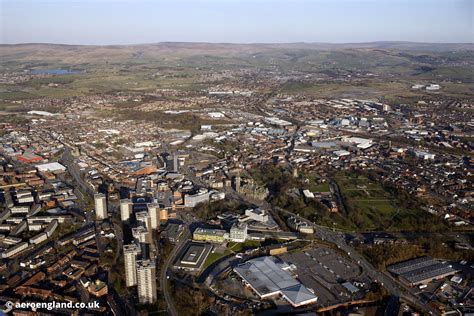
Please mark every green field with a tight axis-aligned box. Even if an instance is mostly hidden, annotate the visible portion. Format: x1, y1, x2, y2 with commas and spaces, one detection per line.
202, 249, 232, 271
335, 175, 399, 230
309, 182, 331, 193
227, 240, 261, 253
334, 174, 446, 231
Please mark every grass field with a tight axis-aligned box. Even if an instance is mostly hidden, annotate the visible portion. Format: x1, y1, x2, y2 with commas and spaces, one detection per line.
202, 249, 232, 271
303, 173, 331, 192
335, 175, 399, 230
332, 174, 446, 232
227, 240, 261, 253
308, 182, 331, 193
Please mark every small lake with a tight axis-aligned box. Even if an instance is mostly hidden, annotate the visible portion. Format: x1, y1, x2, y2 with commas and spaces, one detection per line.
30, 69, 84, 75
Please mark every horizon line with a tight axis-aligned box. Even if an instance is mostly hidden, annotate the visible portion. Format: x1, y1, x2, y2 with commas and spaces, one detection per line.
1, 40, 473, 47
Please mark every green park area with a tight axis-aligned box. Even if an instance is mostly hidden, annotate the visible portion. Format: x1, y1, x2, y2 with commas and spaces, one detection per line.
335, 174, 446, 232
336, 175, 397, 215
311, 183, 330, 192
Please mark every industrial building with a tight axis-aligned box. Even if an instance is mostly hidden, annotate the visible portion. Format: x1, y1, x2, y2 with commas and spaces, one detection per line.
234, 256, 318, 307
387, 257, 458, 286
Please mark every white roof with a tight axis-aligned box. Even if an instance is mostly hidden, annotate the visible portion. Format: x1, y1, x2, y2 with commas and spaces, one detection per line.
281, 284, 318, 306
27, 110, 57, 116
36, 162, 66, 172
334, 150, 350, 157
234, 256, 317, 307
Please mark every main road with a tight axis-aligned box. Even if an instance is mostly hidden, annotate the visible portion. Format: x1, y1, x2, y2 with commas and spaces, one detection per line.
160, 211, 195, 316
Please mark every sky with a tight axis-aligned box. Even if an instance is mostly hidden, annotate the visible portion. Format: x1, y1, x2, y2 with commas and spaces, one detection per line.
0, 0, 472, 45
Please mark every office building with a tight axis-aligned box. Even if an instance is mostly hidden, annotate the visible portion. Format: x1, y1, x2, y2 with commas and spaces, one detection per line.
94, 193, 107, 220
137, 259, 157, 304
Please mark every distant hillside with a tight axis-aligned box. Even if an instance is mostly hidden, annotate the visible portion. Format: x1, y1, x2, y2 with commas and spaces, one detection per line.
0, 41, 472, 67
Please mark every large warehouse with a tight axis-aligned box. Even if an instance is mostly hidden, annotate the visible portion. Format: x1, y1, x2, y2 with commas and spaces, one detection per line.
234, 256, 317, 307
387, 256, 458, 286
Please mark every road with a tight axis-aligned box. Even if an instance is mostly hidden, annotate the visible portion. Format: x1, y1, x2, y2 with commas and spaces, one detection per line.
60, 147, 95, 197
160, 211, 195, 316
329, 180, 348, 216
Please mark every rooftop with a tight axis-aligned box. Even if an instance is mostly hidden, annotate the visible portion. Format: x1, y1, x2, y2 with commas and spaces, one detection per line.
234, 256, 317, 307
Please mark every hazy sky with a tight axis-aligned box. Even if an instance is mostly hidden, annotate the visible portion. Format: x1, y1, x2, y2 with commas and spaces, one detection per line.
1, 0, 472, 44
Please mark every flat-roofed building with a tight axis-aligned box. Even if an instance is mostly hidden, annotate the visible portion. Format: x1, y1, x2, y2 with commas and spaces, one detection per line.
120, 199, 133, 222
94, 193, 107, 220
136, 211, 151, 232
132, 226, 151, 244
147, 203, 159, 230
163, 222, 183, 243
35, 162, 66, 173
184, 190, 210, 208
193, 227, 228, 243
230, 223, 248, 242
173, 241, 213, 272
137, 259, 157, 304
244, 208, 269, 223
123, 243, 141, 287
